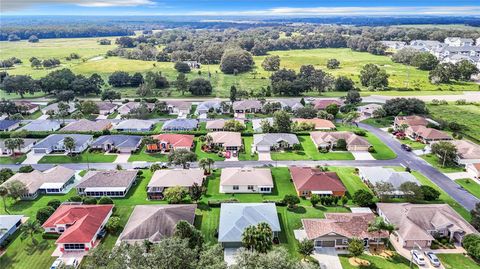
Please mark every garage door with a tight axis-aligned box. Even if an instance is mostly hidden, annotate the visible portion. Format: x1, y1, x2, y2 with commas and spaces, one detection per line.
316, 240, 335, 247
33, 148, 47, 154
257, 145, 270, 152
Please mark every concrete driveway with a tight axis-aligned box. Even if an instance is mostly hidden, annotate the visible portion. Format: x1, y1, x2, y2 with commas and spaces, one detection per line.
351, 151, 375, 160
22, 151, 45, 164
114, 154, 130, 163
311, 248, 342, 269
258, 151, 271, 161
223, 248, 239, 266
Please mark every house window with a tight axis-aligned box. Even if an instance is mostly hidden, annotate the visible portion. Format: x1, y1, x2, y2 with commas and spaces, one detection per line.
247, 185, 254, 190
64, 243, 85, 250
260, 187, 271, 192
302, 191, 309, 196
233, 185, 239, 190
342, 239, 349, 245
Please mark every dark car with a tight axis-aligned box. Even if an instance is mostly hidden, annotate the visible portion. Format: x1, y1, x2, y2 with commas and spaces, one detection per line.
401, 144, 412, 151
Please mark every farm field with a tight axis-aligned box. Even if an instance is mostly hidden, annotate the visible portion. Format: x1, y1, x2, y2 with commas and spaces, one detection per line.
1, 37, 478, 99
427, 104, 480, 143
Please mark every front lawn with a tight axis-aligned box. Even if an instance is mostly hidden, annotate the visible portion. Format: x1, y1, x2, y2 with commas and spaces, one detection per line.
128, 145, 169, 162
271, 136, 354, 161
420, 154, 465, 173
361, 116, 394, 128
456, 178, 480, 199
398, 138, 426, 150
339, 253, 414, 269
194, 138, 225, 161
328, 167, 372, 197
38, 151, 117, 163
0, 154, 27, 164
437, 254, 480, 269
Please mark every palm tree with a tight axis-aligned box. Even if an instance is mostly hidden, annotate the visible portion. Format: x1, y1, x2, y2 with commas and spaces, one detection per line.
368, 216, 396, 246
63, 136, 76, 155
14, 138, 24, 155
21, 220, 42, 244
205, 158, 215, 174
4, 139, 17, 157
198, 158, 209, 174
0, 185, 9, 214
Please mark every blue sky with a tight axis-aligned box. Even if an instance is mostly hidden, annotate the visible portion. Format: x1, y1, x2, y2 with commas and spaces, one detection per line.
3, 0, 480, 16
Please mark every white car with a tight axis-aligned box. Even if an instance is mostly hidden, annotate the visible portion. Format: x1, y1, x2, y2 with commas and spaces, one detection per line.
50, 258, 63, 269
424, 251, 441, 267
411, 250, 426, 266
65, 258, 79, 268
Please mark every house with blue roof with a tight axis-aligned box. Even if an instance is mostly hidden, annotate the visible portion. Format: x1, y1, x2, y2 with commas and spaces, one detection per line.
0, 120, 20, 132
32, 134, 93, 154
91, 135, 142, 153
162, 119, 198, 131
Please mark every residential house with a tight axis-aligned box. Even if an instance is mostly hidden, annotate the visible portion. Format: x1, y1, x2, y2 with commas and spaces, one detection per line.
406, 126, 452, 143
162, 119, 198, 131
466, 163, 480, 178
377, 203, 478, 248
252, 118, 273, 133
183, 61, 201, 69
298, 213, 388, 249
77, 170, 138, 197
277, 99, 304, 111
96, 102, 118, 115
206, 119, 245, 131
32, 134, 93, 154
445, 37, 475, 47
61, 119, 112, 132
42, 204, 113, 252
310, 131, 371, 151
435, 46, 480, 60
207, 131, 242, 152
357, 104, 383, 120
0, 120, 20, 132
114, 119, 154, 132
252, 133, 299, 153
14, 101, 39, 114
409, 40, 443, 50
118, 204, 197, 244
313, 99, 343, 110
358, 167, 420, 198
232, 100, 262, 113
0, 215, 23, 245
1, 166, 75, 199
147, 134, 194, 152
147, 169, 205, 200
41, 102, 76, 115
19, 120, 61, 132
117, 102, 154, 115
380, 41, 406, 50
218, 203, 281, 248
195, 100, 223, 115
0, 138, 37, 155
220, 167, 274, 193
447, 140, 480, 164
289, 166, 346, 197
293, 118, 336, 130
394, 115, 429, 129
166, 101, 191, 116
91, 135, 142, 153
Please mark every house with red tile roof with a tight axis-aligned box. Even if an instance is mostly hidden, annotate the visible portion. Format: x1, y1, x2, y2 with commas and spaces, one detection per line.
297, 213, 388, 249
313, 99, 343, 110
147, 134, 194, 152
289, 166, 346, 197
42, 204, 113, 253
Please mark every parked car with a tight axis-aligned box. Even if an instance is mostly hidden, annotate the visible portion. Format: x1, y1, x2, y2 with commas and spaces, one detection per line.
424, 251, 441, 267
411, 250, 426, 266
65, 258, 79, 268
401, 144, 412, 151
50, 258, 63, 269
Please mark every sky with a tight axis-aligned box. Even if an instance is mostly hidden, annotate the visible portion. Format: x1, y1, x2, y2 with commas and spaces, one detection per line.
2, 0, 480, 16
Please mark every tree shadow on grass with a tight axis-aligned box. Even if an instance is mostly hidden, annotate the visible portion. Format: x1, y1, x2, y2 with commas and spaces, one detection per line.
287, 206, 306, 214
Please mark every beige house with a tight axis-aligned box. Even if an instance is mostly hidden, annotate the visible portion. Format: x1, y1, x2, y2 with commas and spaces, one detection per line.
447, 140, 480, 164
293, 118, 336, 130
220, 167, 274, 193
310, 131, 371, 151
61, 119, 112, 132
206, 119, 245, 131
466, 163, 480, 178
377, 203, 478, 248
147, 169, 205, 200
405, 126, 452, 143
394, 115, 429, 129
207, 131, 242, 151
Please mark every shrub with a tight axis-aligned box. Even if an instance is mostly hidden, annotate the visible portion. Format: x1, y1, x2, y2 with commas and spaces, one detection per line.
36, 206, 55, 224
47, 199, 61, 209
82, 197, 97, 205
68, 195, 82, 202
353, 130, 366, 136
98, 196, 114, 204
283, 194, 300, 208
19, 165, 34, 173
106, 216, 122, 234
353, 189, 374, 207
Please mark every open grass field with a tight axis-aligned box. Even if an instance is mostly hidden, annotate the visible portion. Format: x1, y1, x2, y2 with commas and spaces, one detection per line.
437, 254, 480, 269
456, 178, 480, 199
2, 37, 478, 99
427, 104, 480, 143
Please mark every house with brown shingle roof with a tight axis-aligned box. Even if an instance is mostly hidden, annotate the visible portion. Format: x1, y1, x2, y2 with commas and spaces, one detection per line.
313, 99, 343, 110
61, 119, 112, 132
298, 212, 388, 249
289, 166, 346, 197
232, 100, 262, 113
96, 102, 118, 115
310, 131, 371, 151
147, 169, 205, 200
76, 170, 138, 197
206, 119, 245, 131
207, 131, 242, 151
293, 118, 335, 130
406, 126, 452, 143
445, 140, 480, 164
220, 167, 274, 193
394, 115, 429, 130
147, 134, 194, 152
377, 203, 478, 248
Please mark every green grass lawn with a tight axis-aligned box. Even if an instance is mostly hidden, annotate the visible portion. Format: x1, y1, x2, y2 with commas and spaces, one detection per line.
38, 151, 117, 164
128, 145, 169, 162
194, 139, 225, 161
328, 167, 372, 197
107, 112, 118, 119
437, 254, 480, 269
0, 154, 27, 164
456, 178, 480, 199
361, 117, 394, 128
238, 136, 258, 161
398, 138, 426, 150
427, 104, 480, 142
420, 154, 465, 173
339, 253, 415, 269
271, 135, 354, 161
23, 110, 43, 120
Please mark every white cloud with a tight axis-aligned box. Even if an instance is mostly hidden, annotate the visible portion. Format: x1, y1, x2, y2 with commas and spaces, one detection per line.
2, 0, 155, 11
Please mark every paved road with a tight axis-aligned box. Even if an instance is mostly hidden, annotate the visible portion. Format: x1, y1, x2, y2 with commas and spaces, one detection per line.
359, 123, 480, 211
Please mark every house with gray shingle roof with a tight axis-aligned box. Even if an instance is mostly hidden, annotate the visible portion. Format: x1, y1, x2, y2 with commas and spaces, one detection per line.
32, 134, 93, 154
162, 119, 198, 131
61, 119, 112, 132
252, 118, 273, 133
0, 138, 38, 155
232, 100, 262, 113
114, 119, 154, 132
252, 133, 299, 153
358, 167, 420, 197
96, 102, 118, 115
19, 120, 61, 132
91, 135, 142, 153
77, 170, 138, 197
218, 203, 280, 248
277, 99, 303, 111
0, 215, 23, 245
195, 100, 223, 115
41, 102, 76, 114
